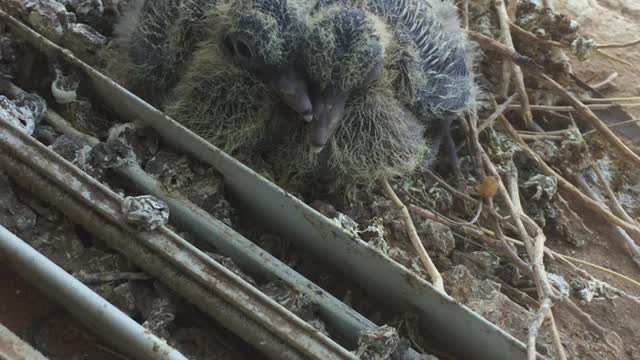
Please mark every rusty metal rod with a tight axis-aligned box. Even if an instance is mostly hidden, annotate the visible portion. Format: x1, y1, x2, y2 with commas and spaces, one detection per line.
0, 116, 355, 360
0, 225, 187, 360
0, 322, 49, 360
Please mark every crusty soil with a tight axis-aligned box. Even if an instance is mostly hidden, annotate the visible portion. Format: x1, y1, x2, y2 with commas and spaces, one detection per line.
535, 1, 640, 358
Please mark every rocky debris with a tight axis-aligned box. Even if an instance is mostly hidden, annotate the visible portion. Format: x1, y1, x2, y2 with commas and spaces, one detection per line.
138, 283, 179, 340
1, 0, 111, 64
59, 0, 104, 25
444, 265, 554, 357
0, 33, 21, 79
0, 91, 46, 135
27, 1, 76, 43
50, 67, 79, 104
355, 325, 404, 360
259, 281, 328, 335
108, 123, 159, 164
416, 219, 456, 260
62, 22, 106, 57
145, 150, 194, 192
90, 140, 137, 169
121, 195, 169, 231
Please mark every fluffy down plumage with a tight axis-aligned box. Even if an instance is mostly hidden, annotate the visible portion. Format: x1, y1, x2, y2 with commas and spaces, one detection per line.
269, 0, 476, 187
107, 0, 313, 154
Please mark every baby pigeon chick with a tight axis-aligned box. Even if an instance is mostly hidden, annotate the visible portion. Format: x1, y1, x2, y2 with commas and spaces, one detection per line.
307, 0, 476, 163
269, 6, 429, 186
271, 0, 475, 187
111, 0, 212, 104
111, 0, 314, 153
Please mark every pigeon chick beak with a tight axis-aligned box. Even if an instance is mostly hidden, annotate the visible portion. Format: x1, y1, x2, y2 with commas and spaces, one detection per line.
310, 92, 347, 153
269, 66, 313, 122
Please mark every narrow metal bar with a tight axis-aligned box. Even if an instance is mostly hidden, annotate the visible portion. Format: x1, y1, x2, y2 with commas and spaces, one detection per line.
0, 322, 49, 360
1, 79, 425, 359
0, 116, 356, 360
0, 225, 188, 360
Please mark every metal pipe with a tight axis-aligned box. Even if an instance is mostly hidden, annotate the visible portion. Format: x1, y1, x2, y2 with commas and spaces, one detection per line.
0, 225, 188, 360
0, 112, 355, 360
1, 80, 424, 358
0, 322, 49, 360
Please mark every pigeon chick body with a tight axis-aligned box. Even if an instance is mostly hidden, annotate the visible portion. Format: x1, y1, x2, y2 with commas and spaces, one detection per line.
110, 0, 313, 154
272, 0, 475, 186
270, 5, 429, 187
368, 0, 477, 166
309, 0, 476, 153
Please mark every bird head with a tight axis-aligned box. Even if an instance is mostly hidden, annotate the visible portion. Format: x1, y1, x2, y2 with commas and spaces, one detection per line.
303, 6, 386, 152
220, 0, 313, 121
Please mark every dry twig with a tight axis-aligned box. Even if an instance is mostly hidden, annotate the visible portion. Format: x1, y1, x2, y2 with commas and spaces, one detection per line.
479, 94, 518, 133
468, 30, 640, 166
597, 38, 640, 49
589, 72, 618, 91
424, 169, 478, 204
582, 119, 640, 137
495, 0, 536, 130
509, 21, 565, 48
459, 66, 566, 357
595, 49, 633, 67
509, 103, 640, 112
580, 96, 640, 103
497, 115, 640, 239
381, 178, 445, 293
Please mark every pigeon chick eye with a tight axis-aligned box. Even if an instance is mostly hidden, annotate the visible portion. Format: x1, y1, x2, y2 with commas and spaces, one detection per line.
234, 40, 253, 59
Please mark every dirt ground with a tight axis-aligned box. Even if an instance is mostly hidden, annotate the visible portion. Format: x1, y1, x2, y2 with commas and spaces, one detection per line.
542, 2, 640, 359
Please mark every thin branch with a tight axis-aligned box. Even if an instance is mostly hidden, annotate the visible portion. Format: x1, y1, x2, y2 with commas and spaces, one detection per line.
479, 94, 518, 133
498, 115, 640, 239
509, 21, 566, 48
588, 159, 636, 225
487, 200, 531, 273
548, 312, 565, 360
464, 109, 487, 179
467, 31, 545, 73
496, 0, 536, 130
580, 97, 640, 103
517, 133, 567, 141
381, 178, 445, 293
424, 169, 479, 204
470, 222, 640, 289
597, 38, 640, 49
480, 148, 566, 359
589, 72, 618, 91
596, 49, 633, 67
509, 103, 640, 112
467, 30, 640, 166
582, 119, 640, 137
528, 298, 552, 360
462, 0, 469, 30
